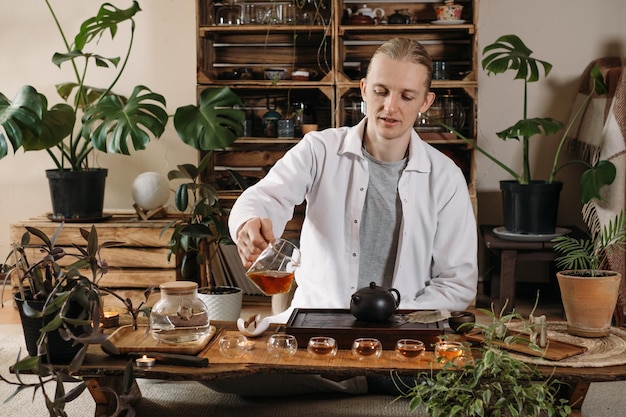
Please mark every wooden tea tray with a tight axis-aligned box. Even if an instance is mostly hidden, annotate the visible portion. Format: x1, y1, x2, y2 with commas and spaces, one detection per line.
284, 308, 447, 350
465, 330, 588, 361
103, 325, 216, 356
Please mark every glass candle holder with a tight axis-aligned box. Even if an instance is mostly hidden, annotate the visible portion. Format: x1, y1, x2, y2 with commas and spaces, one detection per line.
394, 339, 425, 360
307, 336, 338, 358
266, 333, 298, 358
351, 337, 382, 361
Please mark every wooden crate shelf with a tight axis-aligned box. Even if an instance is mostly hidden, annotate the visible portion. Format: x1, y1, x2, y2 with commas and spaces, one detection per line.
8, 213, 178, 289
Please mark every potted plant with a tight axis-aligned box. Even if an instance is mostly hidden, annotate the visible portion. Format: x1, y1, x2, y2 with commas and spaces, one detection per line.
454, 34, 614, 234
0, 223, 149, 416
164, 150, 249, 322
400, 302, 572, 417
0, 1, 244, 221
552, 211, 626, 337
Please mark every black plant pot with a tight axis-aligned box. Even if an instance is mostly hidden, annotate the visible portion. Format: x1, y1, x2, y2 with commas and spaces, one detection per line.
46, 168, 108, 221
500, 180, 563, 234
14, 292, 84, 363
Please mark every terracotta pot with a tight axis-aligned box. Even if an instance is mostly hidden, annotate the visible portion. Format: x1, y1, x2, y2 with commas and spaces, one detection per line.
557, 270, 621, 337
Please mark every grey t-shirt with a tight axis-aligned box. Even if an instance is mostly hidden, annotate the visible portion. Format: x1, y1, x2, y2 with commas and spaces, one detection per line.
357, 147, 406, 290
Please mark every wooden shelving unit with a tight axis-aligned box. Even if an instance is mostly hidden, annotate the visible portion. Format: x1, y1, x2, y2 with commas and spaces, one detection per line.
196, 0, 479, 218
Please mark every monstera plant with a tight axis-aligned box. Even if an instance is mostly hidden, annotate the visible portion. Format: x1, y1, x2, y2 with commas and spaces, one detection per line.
0, 1, 244, 220
453, 34, 614, 234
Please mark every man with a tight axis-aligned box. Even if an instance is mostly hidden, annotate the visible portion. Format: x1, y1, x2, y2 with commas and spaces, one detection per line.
230, 37, 478, 325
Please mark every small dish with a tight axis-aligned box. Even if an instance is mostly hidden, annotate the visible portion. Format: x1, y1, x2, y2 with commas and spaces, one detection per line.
431, 19, 466, 25
493, 226, 570, 242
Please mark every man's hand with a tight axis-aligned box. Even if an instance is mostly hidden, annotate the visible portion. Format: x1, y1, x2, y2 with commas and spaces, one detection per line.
235, 217, 275, 268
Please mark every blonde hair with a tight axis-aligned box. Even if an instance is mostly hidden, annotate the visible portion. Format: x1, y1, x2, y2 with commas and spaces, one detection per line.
367, 38, 433, 88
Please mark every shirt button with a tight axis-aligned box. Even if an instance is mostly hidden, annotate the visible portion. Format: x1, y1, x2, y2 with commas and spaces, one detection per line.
360, 187, 364, 191
352, 253, 357, 257
354, 219, 358, 224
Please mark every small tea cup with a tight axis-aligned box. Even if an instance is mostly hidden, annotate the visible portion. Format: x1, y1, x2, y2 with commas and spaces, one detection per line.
266, 333, 298, 358
218, 334, 249, 358
434, 341, 467, 362
307, 336, 338, 358
394, 339, 425, 360
351, 337, 382, 361
448, 310, 476, 334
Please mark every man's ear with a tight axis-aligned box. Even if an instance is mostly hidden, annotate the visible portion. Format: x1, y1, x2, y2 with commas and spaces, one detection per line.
420, 91, 436, 113
359, 78, 367, 99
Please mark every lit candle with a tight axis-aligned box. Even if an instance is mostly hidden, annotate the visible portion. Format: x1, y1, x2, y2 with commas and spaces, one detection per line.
101, 311, 120, 328
136, 355, 156, 367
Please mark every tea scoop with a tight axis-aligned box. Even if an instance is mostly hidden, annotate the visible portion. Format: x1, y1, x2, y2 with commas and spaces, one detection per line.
237, 313, 271, 337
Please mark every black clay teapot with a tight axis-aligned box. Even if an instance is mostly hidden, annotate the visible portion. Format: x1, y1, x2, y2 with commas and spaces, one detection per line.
350, 282, 401, 322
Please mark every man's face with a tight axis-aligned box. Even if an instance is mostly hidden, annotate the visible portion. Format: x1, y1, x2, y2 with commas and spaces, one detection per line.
360, 55, 435, 142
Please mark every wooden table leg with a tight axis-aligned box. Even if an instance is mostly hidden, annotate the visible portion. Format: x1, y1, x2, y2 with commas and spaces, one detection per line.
85, 375, 142, 417
567, 381, 590, 417
498, 249, 517, 313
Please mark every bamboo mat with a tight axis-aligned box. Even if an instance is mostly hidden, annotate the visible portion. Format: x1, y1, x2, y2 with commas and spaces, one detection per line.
200, 330, 448, 371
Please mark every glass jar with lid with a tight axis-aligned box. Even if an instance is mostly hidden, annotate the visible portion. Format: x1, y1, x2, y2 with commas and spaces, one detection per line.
150, 281, 211, 344
216, 0, 242, 25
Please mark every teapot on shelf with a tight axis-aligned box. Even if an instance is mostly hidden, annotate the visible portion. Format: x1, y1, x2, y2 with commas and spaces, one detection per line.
345, 4, 385, 25
350, 282, 401, 322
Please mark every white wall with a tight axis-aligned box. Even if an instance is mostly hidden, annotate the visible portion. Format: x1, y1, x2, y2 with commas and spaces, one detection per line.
476, 0, 625, 226
0, 0, 198, 257
0, 0, 625, 258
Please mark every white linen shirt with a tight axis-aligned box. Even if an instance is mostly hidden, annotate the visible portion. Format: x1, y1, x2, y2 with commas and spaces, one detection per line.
229, 118, 478, 323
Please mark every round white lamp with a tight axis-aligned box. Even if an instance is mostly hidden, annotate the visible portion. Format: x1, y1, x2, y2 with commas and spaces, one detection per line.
132, 172, 170, 211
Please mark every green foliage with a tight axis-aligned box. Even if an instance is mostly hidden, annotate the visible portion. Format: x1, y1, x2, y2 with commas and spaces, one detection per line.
400, 301, 571, 417
553, 211, 626, 273
0, 224, 144, 416
453, 34, 614, 203
163, 152, 247, 286
0, 1, 244, 171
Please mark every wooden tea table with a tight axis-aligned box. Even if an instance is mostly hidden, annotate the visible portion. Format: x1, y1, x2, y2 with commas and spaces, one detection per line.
69, 321, 626, 417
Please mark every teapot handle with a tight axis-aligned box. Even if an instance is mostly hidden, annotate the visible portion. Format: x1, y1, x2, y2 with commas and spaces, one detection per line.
388, 288, 401, 308
373, 7, 385, 17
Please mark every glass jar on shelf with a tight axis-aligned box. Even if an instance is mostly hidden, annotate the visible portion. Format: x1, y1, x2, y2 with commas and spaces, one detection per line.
216, 0, 242, 25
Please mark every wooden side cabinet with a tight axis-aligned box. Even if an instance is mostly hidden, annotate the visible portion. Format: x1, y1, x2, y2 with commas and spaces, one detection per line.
8, 213, 177, 289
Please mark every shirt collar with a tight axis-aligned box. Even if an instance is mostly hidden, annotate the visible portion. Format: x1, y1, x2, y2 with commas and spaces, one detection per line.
340, 117, 431, 173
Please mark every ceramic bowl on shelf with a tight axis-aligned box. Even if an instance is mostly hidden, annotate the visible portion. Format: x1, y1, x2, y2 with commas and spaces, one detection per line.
264, 68, 287, 81
433, 3, 463, 21
291, 70, 310, 81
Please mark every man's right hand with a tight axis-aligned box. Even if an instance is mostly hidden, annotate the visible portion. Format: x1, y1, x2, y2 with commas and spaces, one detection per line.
235, 217, 275, 268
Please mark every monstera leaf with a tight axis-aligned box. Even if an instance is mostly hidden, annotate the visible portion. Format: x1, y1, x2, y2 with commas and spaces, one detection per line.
82, 85, 168, 154
174, 87, 244, 151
